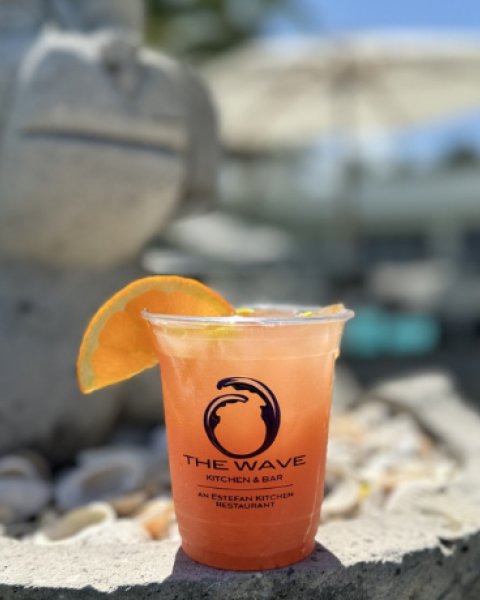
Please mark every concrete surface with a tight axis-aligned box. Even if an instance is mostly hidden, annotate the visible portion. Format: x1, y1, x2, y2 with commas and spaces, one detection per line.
0, 517, 479, 599
0, 2, 219, 268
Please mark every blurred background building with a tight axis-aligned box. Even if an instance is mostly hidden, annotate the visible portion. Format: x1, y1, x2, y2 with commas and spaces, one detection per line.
143, 0, 480, 401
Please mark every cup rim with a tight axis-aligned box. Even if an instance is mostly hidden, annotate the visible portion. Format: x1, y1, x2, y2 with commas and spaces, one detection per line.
142, 304, 355, 326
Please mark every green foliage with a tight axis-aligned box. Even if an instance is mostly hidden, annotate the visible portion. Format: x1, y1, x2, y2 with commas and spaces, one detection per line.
145, 0, 286, 61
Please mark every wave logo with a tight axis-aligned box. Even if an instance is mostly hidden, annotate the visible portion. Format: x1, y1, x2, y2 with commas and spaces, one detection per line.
203, 377, 281, 459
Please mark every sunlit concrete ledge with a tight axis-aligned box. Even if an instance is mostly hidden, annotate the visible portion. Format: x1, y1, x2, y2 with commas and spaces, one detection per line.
2, 373, 480, 600
1, 518, 479, 600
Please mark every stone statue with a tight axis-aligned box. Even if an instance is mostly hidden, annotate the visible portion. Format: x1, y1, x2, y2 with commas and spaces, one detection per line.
0, 0, 219, 267
0, 0, 220, 460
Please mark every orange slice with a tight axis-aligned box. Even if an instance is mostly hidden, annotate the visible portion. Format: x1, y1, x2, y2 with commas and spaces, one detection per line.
77, 276, 234, 394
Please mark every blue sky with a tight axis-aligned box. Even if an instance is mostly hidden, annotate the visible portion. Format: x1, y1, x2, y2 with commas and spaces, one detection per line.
263, 0, 480, 164
290, 0, 480, 33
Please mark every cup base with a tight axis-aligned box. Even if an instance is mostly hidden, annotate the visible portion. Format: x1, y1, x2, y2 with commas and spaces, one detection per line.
181, 538, 315, 571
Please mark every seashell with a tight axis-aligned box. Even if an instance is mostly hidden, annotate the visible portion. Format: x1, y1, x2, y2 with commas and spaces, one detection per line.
375, 458, 455, 493
386, 480, 445, 514
0, 478, 51, 524
33, 508, 151, 546
353, 401, 392, 429
17, 451, 51, 479
0, 454, 48, 480
33, 502, 115, 544
390, 416, 425, 458
359, 450, 407, 484
357, 483, 386, 518
55, 452, 147, 510
429, 457, 458, 484
326, 440, 359, 476
417, 433, 434, 459
328, 414, 365, 443
134, 497, 175, 540
362, 414, 424, 458
385, 480, 480, 536
321, 478, 360, 522
77, 446, 150, 468
109, 490, 148, 517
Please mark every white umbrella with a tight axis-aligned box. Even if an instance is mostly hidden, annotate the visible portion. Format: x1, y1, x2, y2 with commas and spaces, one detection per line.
202, 32, 480, 152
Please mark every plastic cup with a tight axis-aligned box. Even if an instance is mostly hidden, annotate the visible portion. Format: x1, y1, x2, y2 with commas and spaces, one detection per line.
143, 305, 353, 571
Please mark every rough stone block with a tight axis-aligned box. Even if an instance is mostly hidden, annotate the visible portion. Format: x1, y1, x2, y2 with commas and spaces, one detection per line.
0, 518, 479, 599
0, 261, 162, 463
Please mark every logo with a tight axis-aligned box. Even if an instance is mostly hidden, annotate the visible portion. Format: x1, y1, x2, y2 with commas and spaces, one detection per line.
203, 377, 281, 459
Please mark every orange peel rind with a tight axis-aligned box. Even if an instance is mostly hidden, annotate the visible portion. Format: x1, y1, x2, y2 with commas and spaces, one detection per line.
77, 276, 235, 394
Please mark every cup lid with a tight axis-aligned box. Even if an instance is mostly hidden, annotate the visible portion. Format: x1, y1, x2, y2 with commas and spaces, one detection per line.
142, 304, 354, 326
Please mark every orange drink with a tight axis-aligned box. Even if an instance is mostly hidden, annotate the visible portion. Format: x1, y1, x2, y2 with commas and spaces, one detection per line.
144, 305, 353, 571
